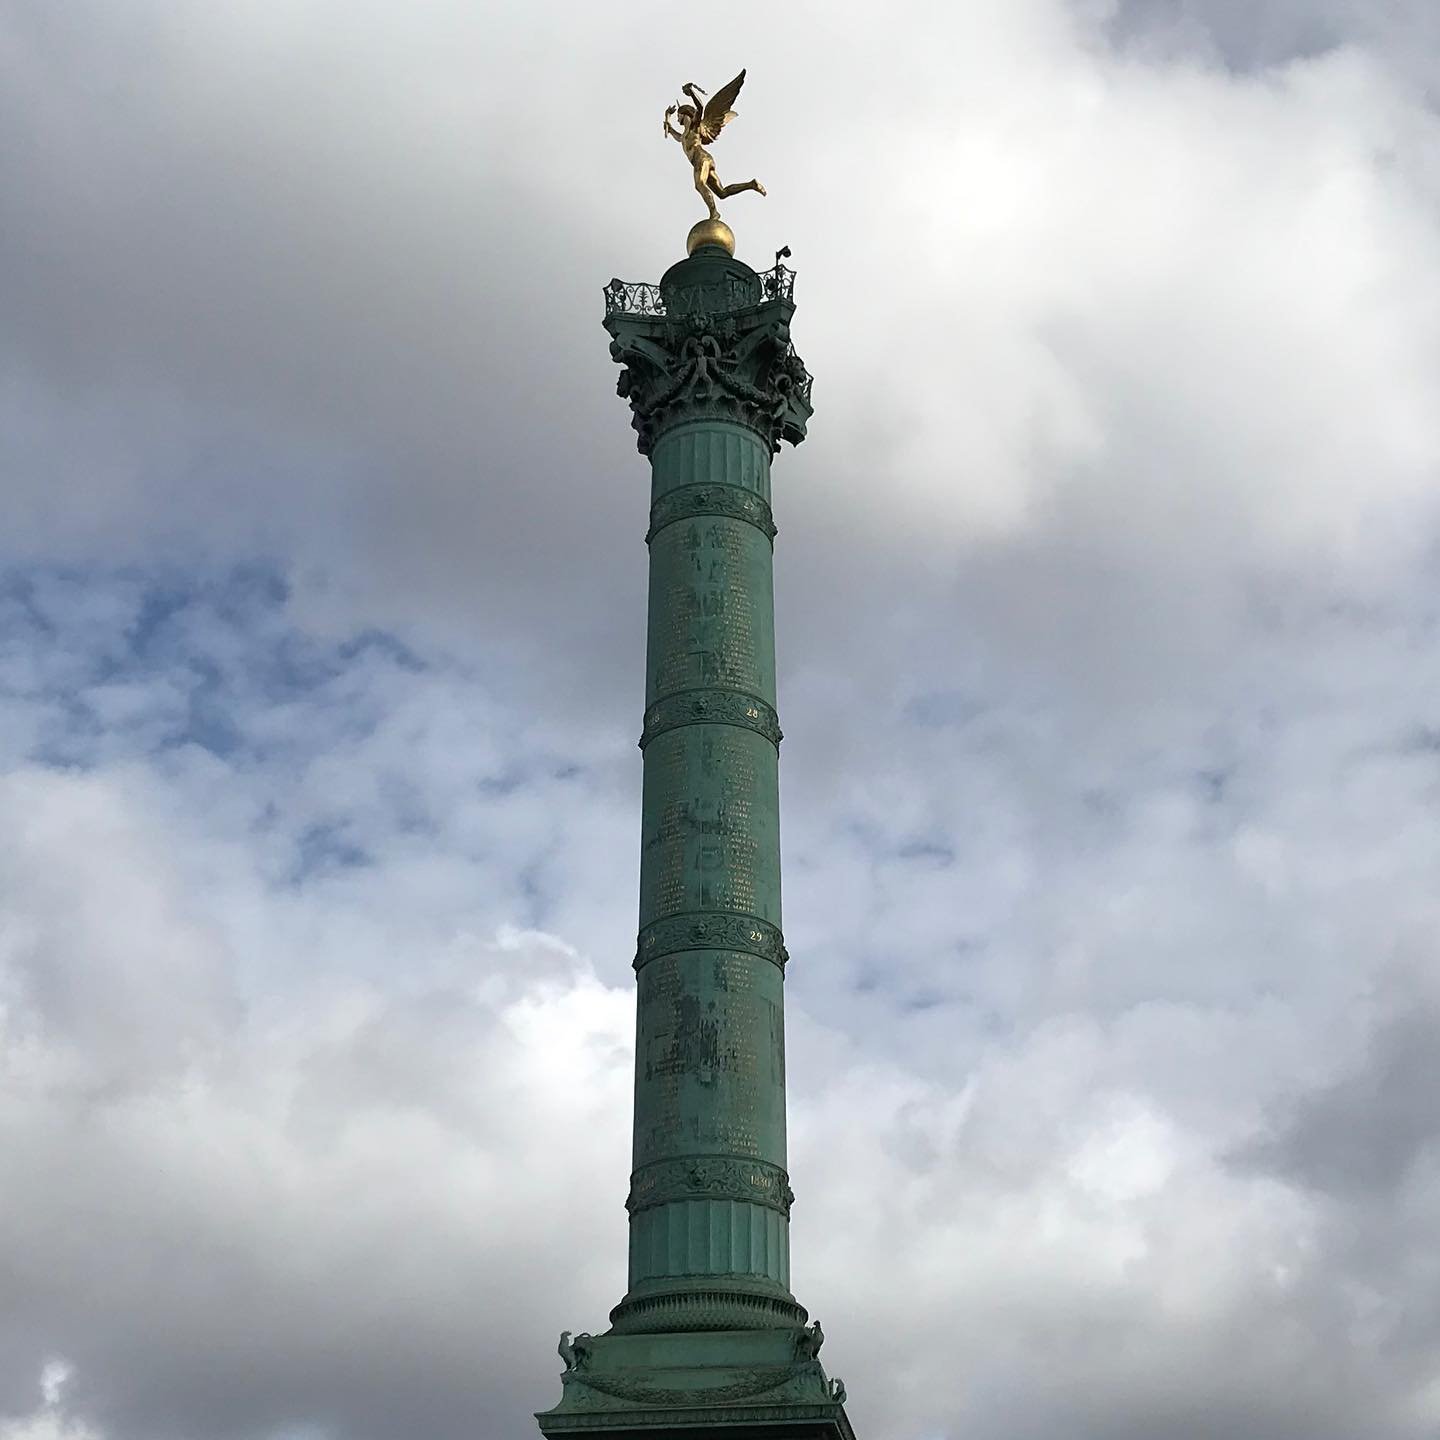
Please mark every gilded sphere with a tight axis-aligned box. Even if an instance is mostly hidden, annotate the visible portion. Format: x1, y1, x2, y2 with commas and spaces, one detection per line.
686, 217, 736, 256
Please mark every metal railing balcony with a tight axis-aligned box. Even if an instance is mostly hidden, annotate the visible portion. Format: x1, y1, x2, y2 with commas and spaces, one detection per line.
603, 262, 796, 319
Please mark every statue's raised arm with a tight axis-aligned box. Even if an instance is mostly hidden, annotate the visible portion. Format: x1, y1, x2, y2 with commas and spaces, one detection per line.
666, 68, 766, 236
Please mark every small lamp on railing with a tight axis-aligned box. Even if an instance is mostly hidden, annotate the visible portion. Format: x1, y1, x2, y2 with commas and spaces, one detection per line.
764, 248, 793, 302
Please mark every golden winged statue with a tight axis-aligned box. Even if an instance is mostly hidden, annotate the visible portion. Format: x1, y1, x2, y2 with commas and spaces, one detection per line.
663, 70, 766, 223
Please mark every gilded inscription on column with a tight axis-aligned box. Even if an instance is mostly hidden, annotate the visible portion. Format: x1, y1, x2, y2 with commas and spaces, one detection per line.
638, 959, 686, 1154
651, 522, 765, 698
644, 738, 689, 915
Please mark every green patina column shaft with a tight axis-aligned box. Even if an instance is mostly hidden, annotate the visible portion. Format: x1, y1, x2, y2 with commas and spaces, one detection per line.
617, 246, 806, 1338
537, 241, 854, 1440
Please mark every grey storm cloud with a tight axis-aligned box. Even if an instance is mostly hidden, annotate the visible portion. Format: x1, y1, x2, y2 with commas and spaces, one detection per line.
4, 1, 1440, 1439
1241, 975, 1440, 1201
1108, 0, 1440, 75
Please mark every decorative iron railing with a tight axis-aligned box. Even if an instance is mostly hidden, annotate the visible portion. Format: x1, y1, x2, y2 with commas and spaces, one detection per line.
603, 279, 667, 317
604, 262, 796, 318
758, 264, 796, 305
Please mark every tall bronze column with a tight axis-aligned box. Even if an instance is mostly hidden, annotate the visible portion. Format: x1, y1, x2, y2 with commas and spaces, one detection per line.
535, 230, 854, 1440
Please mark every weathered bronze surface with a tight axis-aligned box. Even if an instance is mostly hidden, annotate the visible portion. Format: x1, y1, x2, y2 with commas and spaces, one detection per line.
537, 74, 850, 1440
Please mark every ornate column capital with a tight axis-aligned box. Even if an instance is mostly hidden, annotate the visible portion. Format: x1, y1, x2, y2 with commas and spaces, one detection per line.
603, 257, 813, 456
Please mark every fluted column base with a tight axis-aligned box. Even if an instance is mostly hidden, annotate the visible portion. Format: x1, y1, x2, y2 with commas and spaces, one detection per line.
629, 1196, 790, 1289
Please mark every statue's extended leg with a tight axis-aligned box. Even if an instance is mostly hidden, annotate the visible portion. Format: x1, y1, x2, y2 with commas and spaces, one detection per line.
695, 159, 720, 219
709, 173, 767, 200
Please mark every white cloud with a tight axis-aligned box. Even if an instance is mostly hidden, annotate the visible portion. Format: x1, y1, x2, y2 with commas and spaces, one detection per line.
0, 573, 1431, 1438
0, 759, 634, 1440
0, 1361, 100, 1440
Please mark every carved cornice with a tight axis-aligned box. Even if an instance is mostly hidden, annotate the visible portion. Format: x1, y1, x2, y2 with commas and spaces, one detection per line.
639, 688, 782, 750
646, 483, 777, 545
605, 306, 813, 456
635, 912, 788, 971
627, 1156, 795, 1217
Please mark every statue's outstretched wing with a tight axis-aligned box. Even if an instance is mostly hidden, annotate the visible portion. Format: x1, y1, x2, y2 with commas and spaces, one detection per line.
699, 69, 747, 143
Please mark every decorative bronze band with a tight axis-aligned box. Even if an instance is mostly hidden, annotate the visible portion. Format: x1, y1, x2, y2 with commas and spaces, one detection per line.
639, 688, 782, 750
646, 482, 777, 544
635, 912, 789, 971
626, 1156, 795, 1217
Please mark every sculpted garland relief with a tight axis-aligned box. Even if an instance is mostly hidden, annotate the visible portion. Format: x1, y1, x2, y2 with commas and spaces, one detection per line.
565, 1367, 794, 1408
647, 483, 777, 544
639, 689, 782, 749
626, 1156, 796, 1217
635, 912, 789, 970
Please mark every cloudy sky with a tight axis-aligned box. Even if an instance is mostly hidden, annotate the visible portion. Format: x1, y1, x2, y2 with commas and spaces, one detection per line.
3, 1, 1440, 1437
